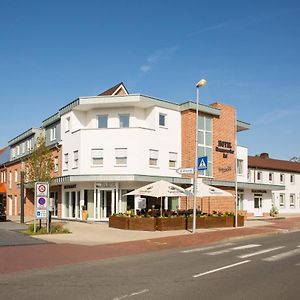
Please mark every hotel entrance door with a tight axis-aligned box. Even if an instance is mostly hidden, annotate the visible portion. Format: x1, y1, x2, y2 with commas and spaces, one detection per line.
95, 189, 114, 220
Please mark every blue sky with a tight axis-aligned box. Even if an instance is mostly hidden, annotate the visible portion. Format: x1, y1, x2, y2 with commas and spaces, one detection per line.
0, 0, 299, 159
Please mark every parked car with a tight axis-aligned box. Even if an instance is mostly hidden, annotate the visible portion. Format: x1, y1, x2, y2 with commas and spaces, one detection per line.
0, 204, 6, 221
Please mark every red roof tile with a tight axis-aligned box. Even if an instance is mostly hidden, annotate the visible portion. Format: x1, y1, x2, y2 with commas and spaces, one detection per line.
248, 154, 300, 173
98, 82, 129, 96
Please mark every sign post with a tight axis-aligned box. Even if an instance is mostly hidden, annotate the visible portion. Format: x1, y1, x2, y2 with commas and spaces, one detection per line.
34, 182, 49, 233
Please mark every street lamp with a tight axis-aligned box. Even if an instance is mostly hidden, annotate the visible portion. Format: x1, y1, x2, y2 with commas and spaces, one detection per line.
193, 79, 207, 234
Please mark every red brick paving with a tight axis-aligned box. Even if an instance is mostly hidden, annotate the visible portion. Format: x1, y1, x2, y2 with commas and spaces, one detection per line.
1, 217, 300, 274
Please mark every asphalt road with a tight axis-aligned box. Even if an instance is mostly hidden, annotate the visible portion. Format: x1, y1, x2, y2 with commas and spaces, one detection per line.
0, 221, 47, 246
0, 230, 299, 299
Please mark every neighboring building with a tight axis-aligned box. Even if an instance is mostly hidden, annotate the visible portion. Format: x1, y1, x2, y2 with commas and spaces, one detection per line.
0, 147, 9, 210
248, 153, 300, 216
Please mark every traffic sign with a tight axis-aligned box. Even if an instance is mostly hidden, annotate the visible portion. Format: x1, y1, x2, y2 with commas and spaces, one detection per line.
198, 156, 208, 170
36, 209, 47, 219
176, 167, 195, 174
36, 182, 48, 197
37, 196, 47, 208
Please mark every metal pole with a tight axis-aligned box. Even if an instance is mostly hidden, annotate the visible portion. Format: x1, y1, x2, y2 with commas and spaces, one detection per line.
20, 162, 24, 224
192, 87, 200, 234
234, 109, 238, 228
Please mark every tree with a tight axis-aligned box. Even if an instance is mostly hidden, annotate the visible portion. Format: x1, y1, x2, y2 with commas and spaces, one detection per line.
25, 135, 54, 183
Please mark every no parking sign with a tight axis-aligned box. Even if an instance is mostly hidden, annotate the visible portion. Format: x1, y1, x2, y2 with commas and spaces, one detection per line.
35, 182, 49, 218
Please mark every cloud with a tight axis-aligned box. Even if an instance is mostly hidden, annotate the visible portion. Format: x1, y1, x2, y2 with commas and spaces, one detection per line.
255, 107, 300, 125
140, 46, 178, 73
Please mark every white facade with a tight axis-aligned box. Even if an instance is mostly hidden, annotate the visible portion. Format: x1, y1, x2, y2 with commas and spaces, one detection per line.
248, 168, 300, 214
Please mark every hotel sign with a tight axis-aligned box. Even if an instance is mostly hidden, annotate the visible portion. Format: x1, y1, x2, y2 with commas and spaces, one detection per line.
216, 140, 234, 158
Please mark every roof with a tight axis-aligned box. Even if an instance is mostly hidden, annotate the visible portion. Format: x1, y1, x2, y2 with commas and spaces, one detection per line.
0, 147, 10, 165
248, 155, 300, 173
98, 82, 129, 96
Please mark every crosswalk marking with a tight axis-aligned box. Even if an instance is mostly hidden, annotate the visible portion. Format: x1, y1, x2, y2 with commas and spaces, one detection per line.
207, 244, 261, 255
262, 248, 300, 262
193, 260, 251, 278
181, 243, 235, 254
238, 246, 285, 258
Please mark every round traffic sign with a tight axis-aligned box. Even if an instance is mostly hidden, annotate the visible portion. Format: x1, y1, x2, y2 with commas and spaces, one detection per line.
38, 184, 46, 193
38, 197, 46, 206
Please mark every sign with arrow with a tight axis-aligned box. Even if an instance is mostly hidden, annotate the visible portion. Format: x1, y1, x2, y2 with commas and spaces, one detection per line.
176, 167, 195, 174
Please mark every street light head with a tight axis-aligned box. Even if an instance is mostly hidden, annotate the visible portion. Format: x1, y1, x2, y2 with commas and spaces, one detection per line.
196, 79, 207, 88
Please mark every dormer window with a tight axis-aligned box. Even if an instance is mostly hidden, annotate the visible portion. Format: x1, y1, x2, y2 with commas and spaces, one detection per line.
50, 127, 56, 141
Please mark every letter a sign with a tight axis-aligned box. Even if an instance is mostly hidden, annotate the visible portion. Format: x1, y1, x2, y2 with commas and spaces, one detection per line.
198, 156, 208, 171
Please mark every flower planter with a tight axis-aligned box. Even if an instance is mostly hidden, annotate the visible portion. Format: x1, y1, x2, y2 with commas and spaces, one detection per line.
156, 217, 186, 231
186, 215, 244, 229
109, 216, 129, 230
82, 210, 88, 221
128, 217, 156, 231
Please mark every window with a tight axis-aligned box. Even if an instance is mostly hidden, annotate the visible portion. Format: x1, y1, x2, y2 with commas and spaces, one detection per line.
197, 115, 213, 177
149, 149, 159, 166
98, 115, 108, 128
73, 151, 79, 168
12, 148, 15, 158
257, 171, 262, 181
247, 170, 251, 181
159, 113, 166, 127
91, 149, 104, 166
279, 193, 285, 207
14, 170, 18, 183
119, 114, 129, 128
26, 140, 30, 151
237, 159, 243, 175
290, 174, 295, 184
269, 172, 273, 182
280, 173, 285, 184
9, 171, 12, 189
290, 194, 295, 207
54, 157, 59, 172
16, 145, 20, 156
169, 152, 177, 168
22, 142, 25, 154
115, 148, 127, 165
65, 117, 70, 132
64, 153, 69, 170
50, 126, 56, 141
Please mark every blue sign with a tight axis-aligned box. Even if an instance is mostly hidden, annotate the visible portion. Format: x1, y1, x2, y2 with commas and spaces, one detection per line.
198, 156, 208, 170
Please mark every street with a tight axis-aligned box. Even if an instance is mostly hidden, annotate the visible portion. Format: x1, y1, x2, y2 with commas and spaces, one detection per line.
0, 230, 299, 299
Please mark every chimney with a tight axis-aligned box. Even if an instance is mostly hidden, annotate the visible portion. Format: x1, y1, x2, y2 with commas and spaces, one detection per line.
260, 153, 269, 159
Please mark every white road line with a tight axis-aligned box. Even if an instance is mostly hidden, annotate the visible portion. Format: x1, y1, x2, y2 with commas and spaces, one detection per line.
263, 248, 300, 262
112, 289, 149, 300
207, 244, 261, 255
238, 246, 285, 258
193, 260, 251, 278
181, 243, 234, 254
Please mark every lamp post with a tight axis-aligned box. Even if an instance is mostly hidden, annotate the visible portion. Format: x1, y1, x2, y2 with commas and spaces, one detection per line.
193, 79, 207, 234
20, 161, 25, 224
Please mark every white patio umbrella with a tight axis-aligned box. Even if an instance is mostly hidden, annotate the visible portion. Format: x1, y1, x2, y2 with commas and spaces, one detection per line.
185, 178, 232, 212
124, 180, 187, 216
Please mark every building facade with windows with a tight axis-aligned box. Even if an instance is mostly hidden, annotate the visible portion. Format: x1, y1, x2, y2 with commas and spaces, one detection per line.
1, 82, 267, 221
247, 153, 300, 216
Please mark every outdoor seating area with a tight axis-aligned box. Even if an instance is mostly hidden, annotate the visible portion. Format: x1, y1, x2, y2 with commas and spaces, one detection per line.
109, 210, 244, 231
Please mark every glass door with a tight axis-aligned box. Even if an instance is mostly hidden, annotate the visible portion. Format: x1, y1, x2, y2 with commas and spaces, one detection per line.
95, 189, 114, 220
254, 196, 263, 216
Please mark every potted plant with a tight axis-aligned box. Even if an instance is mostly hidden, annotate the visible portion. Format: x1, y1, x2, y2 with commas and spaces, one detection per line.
270, 205, 279, 217
82, 205, 88, 221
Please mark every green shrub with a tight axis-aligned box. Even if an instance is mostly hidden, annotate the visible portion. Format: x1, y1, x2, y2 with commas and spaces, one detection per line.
25, 223, 70, 235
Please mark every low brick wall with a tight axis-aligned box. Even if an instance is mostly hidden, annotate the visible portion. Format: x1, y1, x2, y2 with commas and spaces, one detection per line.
156, 217, 186, 231
109, 215, 129, 230
187, 215, 244, 229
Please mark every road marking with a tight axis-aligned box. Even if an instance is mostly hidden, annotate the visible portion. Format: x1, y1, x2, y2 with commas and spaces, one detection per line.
207, 244, 261, 255
181, 243, 234, 253
263, 248, 300, 262
112, 289, 149, 300
238, 246, 285, 258
193, 260, 251, 278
